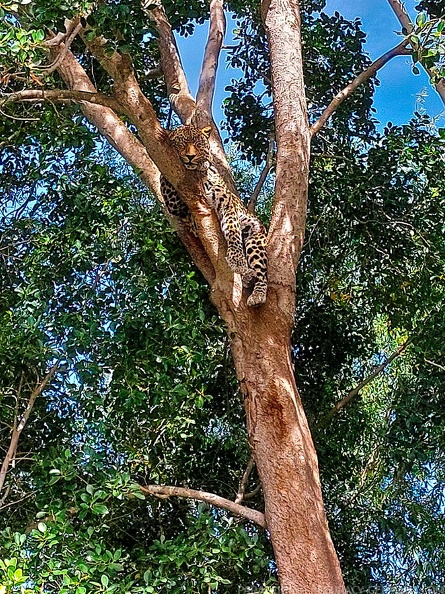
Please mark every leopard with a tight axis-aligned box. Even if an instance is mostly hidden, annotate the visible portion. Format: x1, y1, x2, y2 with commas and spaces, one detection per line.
160, 125, 268, 307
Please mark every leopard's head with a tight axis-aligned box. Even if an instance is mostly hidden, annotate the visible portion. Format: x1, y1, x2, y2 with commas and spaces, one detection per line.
168, 125, 212, 172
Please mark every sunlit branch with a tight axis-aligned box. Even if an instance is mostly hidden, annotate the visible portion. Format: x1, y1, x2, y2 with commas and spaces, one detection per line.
387, 0, 445, 104
196, 0, 226, 119
234, 456, 255, 504
0, 88, 122, 112
327, 338, 412, 420
142, 0, 196, 123
0, 362, 60, 497
140, 484, 266, 528
247, 133, 275, 213
311, 40, 411, 136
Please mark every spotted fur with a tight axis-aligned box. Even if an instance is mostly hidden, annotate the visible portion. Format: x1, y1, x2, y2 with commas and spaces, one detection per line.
160, 125, 268, 307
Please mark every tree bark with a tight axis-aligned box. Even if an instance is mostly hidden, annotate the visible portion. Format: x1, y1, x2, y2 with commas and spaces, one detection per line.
210, 289, 346, 592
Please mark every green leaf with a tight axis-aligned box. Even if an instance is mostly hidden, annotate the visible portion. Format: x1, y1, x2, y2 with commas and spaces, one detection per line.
416, 13, 427, 27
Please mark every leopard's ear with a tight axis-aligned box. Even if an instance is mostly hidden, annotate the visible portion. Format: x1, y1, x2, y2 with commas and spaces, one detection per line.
201, 126, 212, 138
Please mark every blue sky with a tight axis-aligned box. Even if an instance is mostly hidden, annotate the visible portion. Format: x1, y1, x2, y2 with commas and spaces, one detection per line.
176, 0, 445, 129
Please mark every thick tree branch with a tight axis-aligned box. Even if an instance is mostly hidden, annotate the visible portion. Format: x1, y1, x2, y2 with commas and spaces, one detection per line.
0, 88, 122, 112
262, 0, 310, 321
54, 45, 160, 193
387, 0, 445, 104
140, 484, 266, 528
196, 0, 225, 119
142, 0, 196, 123
0, 363, 60, 496
311, 40, 411, 136
247, 133, 275, 213
326, 338, 412, 421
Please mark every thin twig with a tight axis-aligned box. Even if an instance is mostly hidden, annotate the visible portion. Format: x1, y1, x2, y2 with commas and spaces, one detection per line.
328, 338, 412, 419
247, 133, 275, 213
311, 40, 411, 136
244, 483, 261, 500
425, 358, 445, 372
0, 491, 33, 512
140, 484, 266, 528
234, 456, 255, 504
0, 362, 60, 496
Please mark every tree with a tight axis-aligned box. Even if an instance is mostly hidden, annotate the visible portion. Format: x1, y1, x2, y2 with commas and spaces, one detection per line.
1, 0, 445, 591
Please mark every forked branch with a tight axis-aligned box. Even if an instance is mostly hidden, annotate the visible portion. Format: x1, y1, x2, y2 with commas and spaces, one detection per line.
140, 484, 266, 528
234, 456, 256, 504
311, 40, 411, 136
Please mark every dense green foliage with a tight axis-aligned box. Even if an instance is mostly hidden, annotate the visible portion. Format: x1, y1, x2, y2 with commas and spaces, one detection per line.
1, 0, 445, 592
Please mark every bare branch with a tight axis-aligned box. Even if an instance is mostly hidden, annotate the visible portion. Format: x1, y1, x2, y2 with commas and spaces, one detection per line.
234, 456, 255, 504
0, 362, 60, 496
311, 40, 411, 136
140, 484, 266, 528
1, 88, 122, 112
387, 0, 445, 104
142, 0, 196, 123
247, 133, 275, 213
196, 0, 226, 119
328, 338, 412, 419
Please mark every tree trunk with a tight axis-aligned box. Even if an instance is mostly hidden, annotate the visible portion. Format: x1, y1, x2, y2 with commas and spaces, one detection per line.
212, 288, 347, 592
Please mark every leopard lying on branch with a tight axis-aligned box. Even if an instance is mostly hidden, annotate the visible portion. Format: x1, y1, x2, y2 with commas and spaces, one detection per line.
160, 125, 268, 307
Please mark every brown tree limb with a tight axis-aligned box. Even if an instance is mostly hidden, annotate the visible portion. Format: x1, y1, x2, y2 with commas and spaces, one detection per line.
196, 0, 226, 119
328, 338, 413, 419
387, 0, 445, 104
0, 88, 123, 112
142, 0, 196, 123
310, 40, 411, 136
140, 484, 266, 528
234, 456, 255, 504
262, 0, 311, 322
247, 133, 275, 213
0, 362, 60, 496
